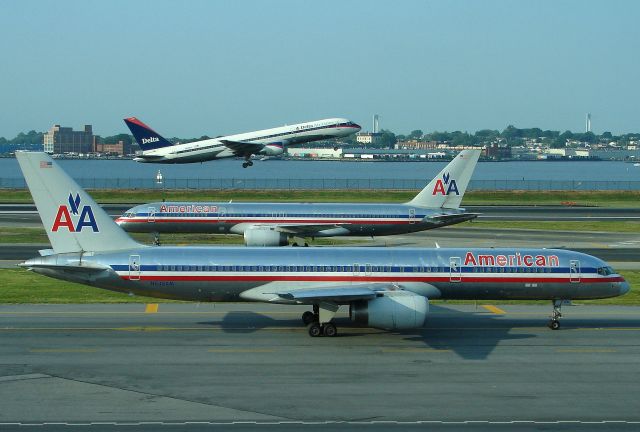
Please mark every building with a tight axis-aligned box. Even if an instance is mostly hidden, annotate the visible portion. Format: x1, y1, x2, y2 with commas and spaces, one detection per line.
395, 140, 438, 150
485, 143, 512, 160
94, 141, 125, 156
356, 132, 382, 145
43, 124, 95, 154
287, 147, 342, 159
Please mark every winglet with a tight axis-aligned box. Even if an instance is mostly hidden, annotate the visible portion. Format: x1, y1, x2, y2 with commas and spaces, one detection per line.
124, 117, 174, 150
15, 152, 143, 254
406, 149, 481, 209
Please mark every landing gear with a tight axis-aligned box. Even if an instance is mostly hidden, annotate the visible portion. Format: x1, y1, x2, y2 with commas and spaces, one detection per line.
307, 322, 323, 337
548, 300, 563, 330
152, 232, 161, 246
302, 311, 316, 325
242, 156, 254, 168
305, 303, 338, 337
306, 322, 338, 337
323, 322, 337, 337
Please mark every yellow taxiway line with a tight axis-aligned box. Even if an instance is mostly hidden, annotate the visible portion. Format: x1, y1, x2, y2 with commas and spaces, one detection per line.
144, 304, 159, 313
482, 305, 506, 315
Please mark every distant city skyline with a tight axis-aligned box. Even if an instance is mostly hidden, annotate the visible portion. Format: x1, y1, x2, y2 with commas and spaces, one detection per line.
1, 0, 639, 137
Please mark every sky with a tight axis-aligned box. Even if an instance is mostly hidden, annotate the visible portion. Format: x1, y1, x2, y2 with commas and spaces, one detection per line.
1, 0, 639, 137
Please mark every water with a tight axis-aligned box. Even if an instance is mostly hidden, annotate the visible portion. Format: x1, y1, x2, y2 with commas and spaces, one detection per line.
1, 158, 639, 190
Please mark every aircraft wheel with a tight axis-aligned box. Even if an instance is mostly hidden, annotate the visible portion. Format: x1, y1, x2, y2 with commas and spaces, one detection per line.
242, 162, 249, 168
548, 319, 560, 330
248, 160, 253, 166
307, 322, 322, 337
302, 311, 315, 325
323, 322, 337, 337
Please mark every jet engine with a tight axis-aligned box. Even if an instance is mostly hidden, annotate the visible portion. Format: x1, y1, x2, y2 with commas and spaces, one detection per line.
350, 292, 428, 330
244, 227, 288, 246
260, 143, 286, 156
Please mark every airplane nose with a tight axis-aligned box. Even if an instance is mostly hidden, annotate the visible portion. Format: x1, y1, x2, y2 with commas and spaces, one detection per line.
618, 280, 630, 296
354, 123, 362, 132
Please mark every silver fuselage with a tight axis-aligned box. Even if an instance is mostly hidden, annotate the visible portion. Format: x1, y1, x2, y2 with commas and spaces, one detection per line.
23, 247, 628, 303
117, 202, 476, 237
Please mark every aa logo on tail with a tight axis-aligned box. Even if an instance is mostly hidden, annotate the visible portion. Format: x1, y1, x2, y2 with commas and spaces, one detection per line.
432, 172, 460, 196
52, 193, 99, 232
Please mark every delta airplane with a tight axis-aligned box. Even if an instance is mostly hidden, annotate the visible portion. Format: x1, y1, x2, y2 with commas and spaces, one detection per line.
116, 150, 481, 246
124, 117, 361, 167
17, 152, 629, 337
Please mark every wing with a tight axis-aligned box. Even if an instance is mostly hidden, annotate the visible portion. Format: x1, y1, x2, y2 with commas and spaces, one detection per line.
220, 139, 265, 156
270, 223, 350, 236
273, 284, 395, 304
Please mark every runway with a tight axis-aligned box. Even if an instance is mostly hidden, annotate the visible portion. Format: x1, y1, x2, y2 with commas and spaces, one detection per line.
1, 303, 639, 429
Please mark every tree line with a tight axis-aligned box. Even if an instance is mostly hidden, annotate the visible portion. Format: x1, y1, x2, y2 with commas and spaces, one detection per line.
1, 126, 638, 149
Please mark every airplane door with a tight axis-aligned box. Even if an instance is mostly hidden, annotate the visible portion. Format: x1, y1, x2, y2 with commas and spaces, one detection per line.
570, 260, 580, 283
218, 206, 226, 223
147, 207, 156, 223
129, 255, 141, 281
365, 264, 372, 276
353, 263, 360, 276
449, 257, 461, 282
409, 208, 416, 224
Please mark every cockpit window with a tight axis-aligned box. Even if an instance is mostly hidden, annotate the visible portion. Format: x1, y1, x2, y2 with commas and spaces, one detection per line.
597, 266, 615, 276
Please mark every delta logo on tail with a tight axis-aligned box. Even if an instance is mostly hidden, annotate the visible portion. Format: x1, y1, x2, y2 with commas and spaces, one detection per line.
432, 172, 459, 196
52, 193, 99, 232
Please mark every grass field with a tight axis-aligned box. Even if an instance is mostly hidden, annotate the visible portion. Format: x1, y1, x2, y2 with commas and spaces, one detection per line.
1, 268, 637, 305
2, 189, 640, 207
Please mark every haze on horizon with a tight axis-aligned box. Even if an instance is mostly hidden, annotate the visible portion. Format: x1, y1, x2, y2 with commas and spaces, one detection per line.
1, 0, 638, 138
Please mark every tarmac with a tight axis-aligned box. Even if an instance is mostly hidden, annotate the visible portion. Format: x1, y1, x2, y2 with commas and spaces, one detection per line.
1, 303, 639, 430
1, 205, 639, 430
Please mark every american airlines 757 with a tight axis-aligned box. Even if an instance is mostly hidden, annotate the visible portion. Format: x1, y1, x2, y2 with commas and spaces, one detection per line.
116, 150, 481, 246
124, 117, 361, 167
16, 152, 629, 337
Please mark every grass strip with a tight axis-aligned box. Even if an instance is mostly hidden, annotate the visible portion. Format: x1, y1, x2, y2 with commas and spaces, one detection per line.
2, 189, 640, 207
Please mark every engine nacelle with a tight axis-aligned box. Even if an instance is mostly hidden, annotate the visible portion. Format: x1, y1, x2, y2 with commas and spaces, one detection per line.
350, 292, 428, 330
244, 227, 288, 246
260, 143, 285, 156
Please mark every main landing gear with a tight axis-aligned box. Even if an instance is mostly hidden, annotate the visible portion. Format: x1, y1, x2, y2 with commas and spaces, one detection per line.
301, 303, 339, 337
548, 300, 563, 330
242, 156, 254, 168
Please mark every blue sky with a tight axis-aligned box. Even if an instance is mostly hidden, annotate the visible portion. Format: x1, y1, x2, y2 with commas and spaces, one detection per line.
1, 0, 638, 137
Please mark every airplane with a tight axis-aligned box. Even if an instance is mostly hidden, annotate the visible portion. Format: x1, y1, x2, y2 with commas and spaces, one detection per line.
124, 117, 361, 167
116, 150, 481, 246
17, 152, 629, 337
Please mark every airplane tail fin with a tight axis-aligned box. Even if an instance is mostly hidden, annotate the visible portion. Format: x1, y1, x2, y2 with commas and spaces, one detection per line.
15, 152, 143, 254
406, 149, 481, 209
124, 117, 174, 151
